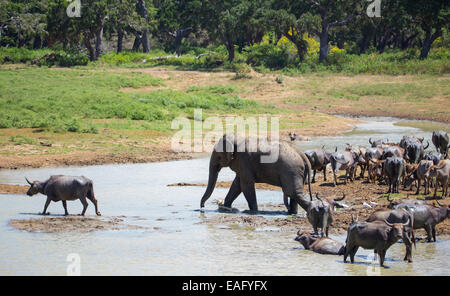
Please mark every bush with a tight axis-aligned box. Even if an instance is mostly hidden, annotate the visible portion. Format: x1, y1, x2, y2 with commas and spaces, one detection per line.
244, 43, 291, 69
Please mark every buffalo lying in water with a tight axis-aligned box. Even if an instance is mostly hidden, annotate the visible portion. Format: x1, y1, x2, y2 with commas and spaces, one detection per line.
295, 230, 345, 255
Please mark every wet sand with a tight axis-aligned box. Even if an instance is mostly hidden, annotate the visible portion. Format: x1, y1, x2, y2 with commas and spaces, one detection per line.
8, 216, 152, 233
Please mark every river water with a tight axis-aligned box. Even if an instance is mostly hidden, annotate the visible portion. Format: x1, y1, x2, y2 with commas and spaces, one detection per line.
0, 117, 448, 275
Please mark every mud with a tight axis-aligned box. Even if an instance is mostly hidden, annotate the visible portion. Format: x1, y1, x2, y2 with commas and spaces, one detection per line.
8, 216, 153, 233
174, 170, 450, 236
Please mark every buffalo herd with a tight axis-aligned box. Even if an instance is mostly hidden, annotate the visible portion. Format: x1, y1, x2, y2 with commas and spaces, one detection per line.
296, 130, 449, 267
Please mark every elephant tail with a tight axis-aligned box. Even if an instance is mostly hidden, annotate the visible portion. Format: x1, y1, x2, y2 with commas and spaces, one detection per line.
305, 157, 312, 201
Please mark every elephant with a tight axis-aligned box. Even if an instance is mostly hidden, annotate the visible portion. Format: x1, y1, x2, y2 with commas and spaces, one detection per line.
200, 134, 312, 214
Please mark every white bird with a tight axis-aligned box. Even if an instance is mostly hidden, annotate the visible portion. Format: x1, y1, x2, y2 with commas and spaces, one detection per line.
370, 201, 378, 206
363, 202, 372, 209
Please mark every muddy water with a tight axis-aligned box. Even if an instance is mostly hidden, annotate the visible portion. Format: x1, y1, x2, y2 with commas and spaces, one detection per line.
0, 117, 449, 275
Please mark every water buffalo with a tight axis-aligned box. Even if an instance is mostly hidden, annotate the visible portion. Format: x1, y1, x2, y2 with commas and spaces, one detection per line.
294, 230, 345, 255
400, 135, 425, 148
25, 175, 101, 216
400, 135, 429, 164
426, 159, 450, 198
432, 131, 449, 157
399, 204, 450, 242
386, 195, 427, 209
330, 150, 358, 186
344, 219, 409, 267
424, 152, 444, 166
403, 163, 419, 190
345, 145, 367, 179
364, 147, 383, 178
305, 146, 332, 183
365, 209, 415, 262
369, 138, 388, 147
404, 160, 434, 195
368, 158, 384, 184
381, 145, 406, 160
296, 193, 346, 237
383, 157, 405, 194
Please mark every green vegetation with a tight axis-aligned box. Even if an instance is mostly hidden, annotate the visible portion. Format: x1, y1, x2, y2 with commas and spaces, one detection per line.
394, 121, 450, 133
0, 67, 264, 132
2, 45, 448, 76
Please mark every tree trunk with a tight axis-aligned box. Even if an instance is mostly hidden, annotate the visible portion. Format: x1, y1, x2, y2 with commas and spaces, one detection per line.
319, 27, 329, 62
132, 34, 141, 51
173, 28, 193, 56
84, 33, 96, 61
33, 35, 42, 49
141, 29, 150, 53
226, 39, 235, 62
117, 28, 124, 53
420, 28, 440, 59
137, 0, 149, 53
95, 27, 104, 59
221, 31, 235, 62
359, 33, 370, 54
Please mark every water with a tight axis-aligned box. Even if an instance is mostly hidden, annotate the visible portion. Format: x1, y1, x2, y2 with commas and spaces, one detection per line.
0, 117, 448, 275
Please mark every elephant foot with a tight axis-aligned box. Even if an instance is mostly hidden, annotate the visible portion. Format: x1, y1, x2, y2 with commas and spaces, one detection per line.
96, 211, 101, 216
218, 206, 238, 213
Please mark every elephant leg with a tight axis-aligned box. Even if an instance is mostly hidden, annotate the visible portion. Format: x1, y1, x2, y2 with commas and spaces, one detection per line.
432, 226, 436, 242
240, 179, 257, 212
223, 176, 242, 208
425, 225, 433, 242
288, 198, 298, 215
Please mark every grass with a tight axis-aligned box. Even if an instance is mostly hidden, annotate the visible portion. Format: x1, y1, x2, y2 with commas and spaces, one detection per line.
0, 67, 266, 133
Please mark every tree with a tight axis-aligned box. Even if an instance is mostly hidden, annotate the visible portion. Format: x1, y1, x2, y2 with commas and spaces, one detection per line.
0, 0, 47, 48
108, 0, 147, 53
307, 0, 358, 62
404, 0, 448, 59
132, 0, 155, 52
153, 0, 201, 56
264, 0, 312, 61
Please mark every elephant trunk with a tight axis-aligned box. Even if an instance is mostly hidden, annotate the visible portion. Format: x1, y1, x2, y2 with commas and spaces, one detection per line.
200, 154, 221, 208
